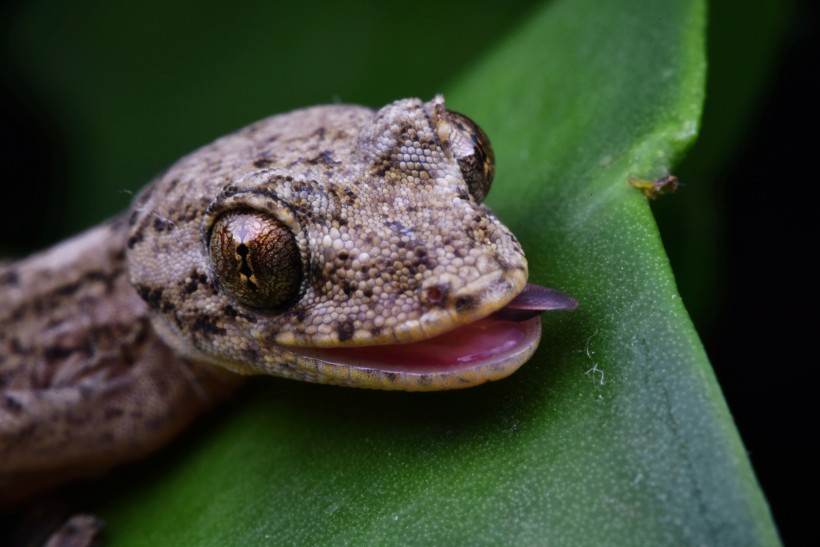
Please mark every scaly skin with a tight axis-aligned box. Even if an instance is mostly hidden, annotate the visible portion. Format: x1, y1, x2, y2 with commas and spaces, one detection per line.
1, 96, 537, 509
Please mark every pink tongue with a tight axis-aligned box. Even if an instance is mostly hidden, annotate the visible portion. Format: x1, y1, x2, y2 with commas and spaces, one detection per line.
306, 316, 539, 371
491, 284, 578, 321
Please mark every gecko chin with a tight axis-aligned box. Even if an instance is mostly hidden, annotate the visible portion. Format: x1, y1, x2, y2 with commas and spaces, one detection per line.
275, 284, 577, 391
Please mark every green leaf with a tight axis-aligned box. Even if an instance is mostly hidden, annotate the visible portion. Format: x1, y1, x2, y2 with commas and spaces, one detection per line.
71, 0, 776, 544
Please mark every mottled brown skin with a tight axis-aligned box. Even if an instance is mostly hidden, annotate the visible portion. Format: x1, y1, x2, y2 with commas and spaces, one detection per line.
0, 221, 238, 507
0, 96, 531, 512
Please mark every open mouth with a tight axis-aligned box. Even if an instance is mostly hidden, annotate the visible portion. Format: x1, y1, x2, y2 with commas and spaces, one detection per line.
281, 284, 577, 388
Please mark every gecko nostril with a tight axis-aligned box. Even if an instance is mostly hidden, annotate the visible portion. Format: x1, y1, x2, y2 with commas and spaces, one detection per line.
424, 285, 446, 305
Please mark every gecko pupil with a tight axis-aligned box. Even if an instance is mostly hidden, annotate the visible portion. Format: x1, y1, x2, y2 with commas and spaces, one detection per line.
209, 210, 302, 309
236, 244, 254, 278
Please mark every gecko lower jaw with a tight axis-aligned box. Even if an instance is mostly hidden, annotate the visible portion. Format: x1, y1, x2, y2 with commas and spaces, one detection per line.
276, 284, 577, 391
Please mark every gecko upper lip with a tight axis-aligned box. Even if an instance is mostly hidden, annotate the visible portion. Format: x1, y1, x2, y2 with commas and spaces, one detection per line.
281, 284, 577, 379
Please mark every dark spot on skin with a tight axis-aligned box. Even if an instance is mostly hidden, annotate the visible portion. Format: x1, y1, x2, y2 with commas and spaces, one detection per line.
2, 394, 24, 414
218, 184, 242, 199
182, 270, 208, 295
386, 220, 406, 233
84, 269, 120, 293
455, 295, 475, 312
45, 316, 64, 329
329, 210, 344, 224
384, 372, 398, 383
254, 158, 272, 168
337, 321, 355, 342
75, 385, 96, 404
371, 326, 382, 337
44, 339, 94, 364
127, 233, 143, 249
192, 315, 227, 337
337, 250, 349, 261
9, 338, 24, 354
53, 282, 80, 298
295, 308, 307, 322
128, 210, 139, 226
341, 281, 355, 296
32, 269, 121, 302
0, 270, 19, 286
413, 375, 433, 386
105, 407, 125, 420
43, 346, 74, 363
363, 288, 373, 298
136, 285, 164, 309
175, 204, 200, 223
397, 122, 412, 137
223, 305, 238, 318
307, 149, 338, 166
309, 261, 324, 283
153, 216, 175, 233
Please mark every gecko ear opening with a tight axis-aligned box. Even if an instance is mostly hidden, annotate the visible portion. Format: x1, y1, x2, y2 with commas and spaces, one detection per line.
444, 110, 495, 203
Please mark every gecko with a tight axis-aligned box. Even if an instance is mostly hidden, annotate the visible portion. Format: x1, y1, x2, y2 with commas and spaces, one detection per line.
0, 96, 576, 539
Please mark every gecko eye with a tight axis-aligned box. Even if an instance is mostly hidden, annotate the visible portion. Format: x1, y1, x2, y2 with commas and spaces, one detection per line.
208, 210, 302, 309
445, 111, 495, 203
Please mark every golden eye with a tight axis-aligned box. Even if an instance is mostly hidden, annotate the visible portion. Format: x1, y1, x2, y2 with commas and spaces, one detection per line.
445, 110, 495, 203
208, 210, 302, 309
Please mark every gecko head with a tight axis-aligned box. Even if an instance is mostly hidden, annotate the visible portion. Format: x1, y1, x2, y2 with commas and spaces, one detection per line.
127, 96, 576, 391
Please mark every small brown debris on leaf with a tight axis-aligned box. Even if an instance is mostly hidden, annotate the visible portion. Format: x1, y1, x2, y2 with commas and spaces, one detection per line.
628, 175, 679, 200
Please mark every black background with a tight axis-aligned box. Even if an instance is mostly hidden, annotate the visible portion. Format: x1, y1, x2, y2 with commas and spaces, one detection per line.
1, 1, 816, 543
